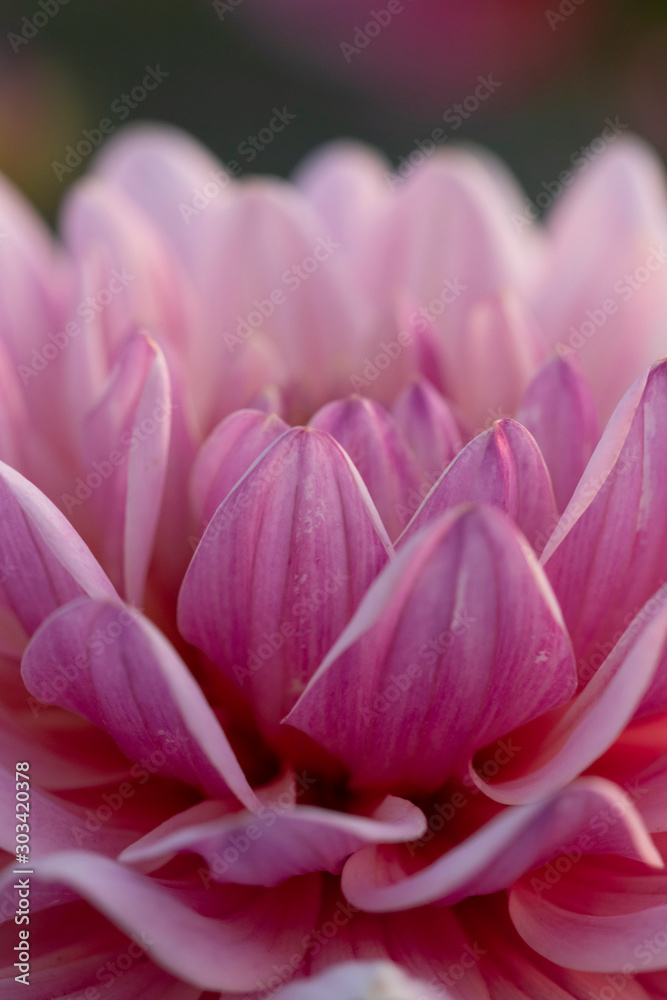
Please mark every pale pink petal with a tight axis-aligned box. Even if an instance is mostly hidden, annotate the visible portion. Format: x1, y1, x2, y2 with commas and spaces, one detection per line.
341, 778, 661, 911
535, 136, 667, 421
60, 177, 192, 363
450, 291, 543, 430
516, 355, 599, 514
286, 505, 575, 795
399, 419, 557, 552
94, 122, 235, 266
191, 408, 288, 526
309, 396, 422, 541
21, 598, 259, 809
293, 140, 392, 252
193, 179, 360, 416
178, 428, 392, 739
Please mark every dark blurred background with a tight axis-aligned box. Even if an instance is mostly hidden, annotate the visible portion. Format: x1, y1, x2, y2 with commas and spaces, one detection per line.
1, 0, 666, 219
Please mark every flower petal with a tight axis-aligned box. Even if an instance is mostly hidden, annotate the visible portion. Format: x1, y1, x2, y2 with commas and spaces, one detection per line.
471, 588, 667, 804
399, 419, 557, 552
75, 332, 172, 605
542, 359, 667, 672
516, 355, 599, 514
309, 396, 422, 541
22, 852, 321, 994
510, 859, 667, 974
21, 597, 259, 809
341, 778, 661, 912
392, 378, 462, 481
0, 461, 116, 643
286, 505, 576, 795
121, 793, 425, 887
535, 136, 667, 421
191, 408, 289, 526
178, 427, 392, 739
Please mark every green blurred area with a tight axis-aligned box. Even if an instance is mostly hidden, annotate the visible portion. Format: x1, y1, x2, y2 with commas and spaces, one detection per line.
1, 0, 667, 219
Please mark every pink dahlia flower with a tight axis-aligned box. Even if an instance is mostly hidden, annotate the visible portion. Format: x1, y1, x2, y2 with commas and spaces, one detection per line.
3, 125, 667, 998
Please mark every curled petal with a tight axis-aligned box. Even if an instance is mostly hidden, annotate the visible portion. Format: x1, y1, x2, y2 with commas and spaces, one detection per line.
341, 778, 661, 912
20, 852, 321, 994
286, 505, 576, 795
121, 794, 426, 887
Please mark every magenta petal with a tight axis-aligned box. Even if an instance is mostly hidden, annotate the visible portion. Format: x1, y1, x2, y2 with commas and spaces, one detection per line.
0, 462, 116, 642
399, 419, 557, 552
21, 598, 259, 809
472, 591, 667, 805
26, 852, 321, 993
542, 359, 667, 671
191, 408, 289, 525
516, 355, 599, 513
121, 793, 425, 887
309, 396, 422, 541
178, 427, 392, 738
286, 505, 576, 795
341, 778, 661, 912
392, 378, 461, 481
